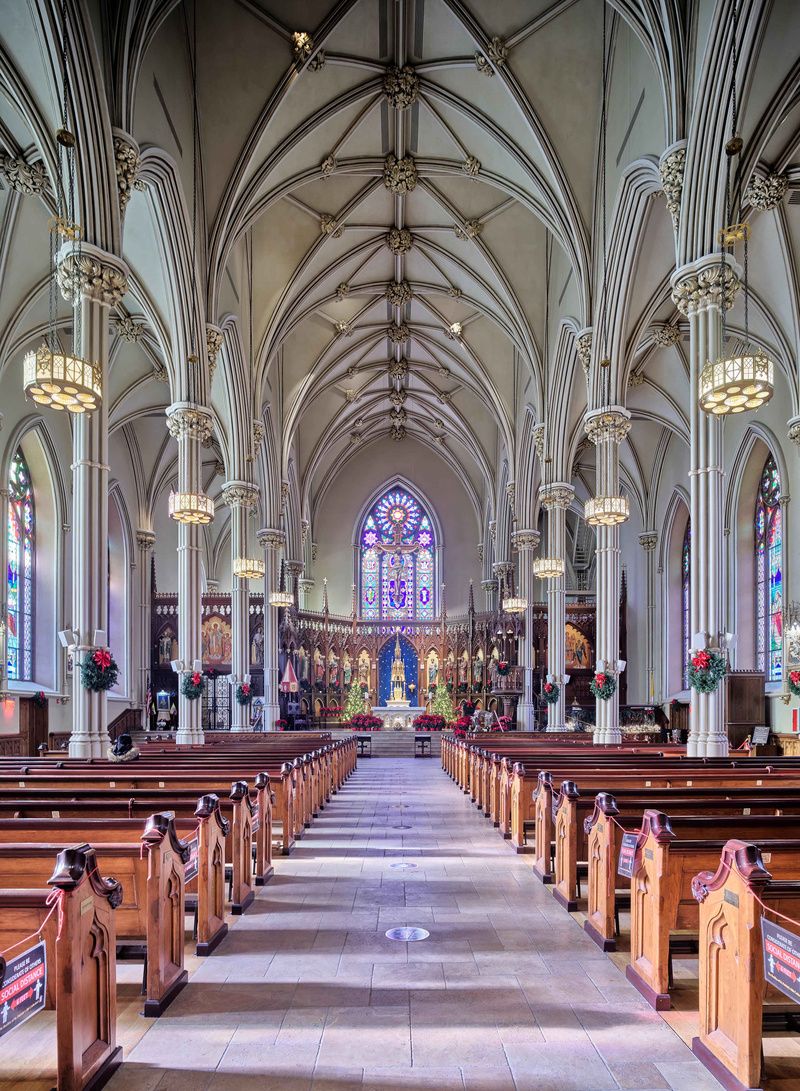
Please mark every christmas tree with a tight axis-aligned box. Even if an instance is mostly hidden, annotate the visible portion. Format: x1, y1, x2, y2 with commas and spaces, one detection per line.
431, 684, 455, 723
343, 679, 366, 721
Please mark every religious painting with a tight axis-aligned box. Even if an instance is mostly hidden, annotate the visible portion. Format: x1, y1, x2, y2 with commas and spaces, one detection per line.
250, 622, 264, 667
565, 623, 592, 670
202, 615, 232, 666
158, 625, 178, 666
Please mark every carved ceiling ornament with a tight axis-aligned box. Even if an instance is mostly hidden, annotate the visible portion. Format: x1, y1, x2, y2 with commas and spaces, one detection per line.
385, 227, 413, 254
390, 407, 407, 425
387, 322, 410, 344
659, 145, 686, 230
320, 214, 343, 238
388, 356, 409, 380
385, 279, 412, 307
475, 36, 508, 76
152, 361, 169, 384
463, 156, 481, 177
56, 248, 129, 307
390, 423, 407, 441
671, 262, 740, 317
308, 51, 325, 71
320, 155, 336, 178
383, 154, 417, 194
0, 153, 47, 195
576, 330, 592, 377
112, 132, 142, 214
531, 423, 545, 461
335, 282, 349, 300
454, 219, 483, 240
206, 324, 223, 381
745, 171, 789, 211
638, 532, 658, 551
343, 388, 359, 402
383, 65, 419, 109
335, 320, 353, 336
627, 372, 645, 389
251, 419, 265, 458
652, 323, 681, 347
112, 313, 145, 342
389, 388, 407, 407
292, 31, 314, 62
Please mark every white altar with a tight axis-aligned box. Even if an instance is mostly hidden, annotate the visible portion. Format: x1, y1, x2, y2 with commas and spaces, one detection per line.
372, 706, 426, 731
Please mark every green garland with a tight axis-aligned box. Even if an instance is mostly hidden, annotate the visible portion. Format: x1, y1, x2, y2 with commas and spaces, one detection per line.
687, 650, 727, 694
235, 682, 252, 706
590, 672, 616, 701
542, 682, 560, 705
181, 671, 205, 701
80, 650, 119, 692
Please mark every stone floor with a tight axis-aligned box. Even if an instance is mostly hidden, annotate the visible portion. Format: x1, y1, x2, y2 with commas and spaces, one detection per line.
108, 759, 722, 1091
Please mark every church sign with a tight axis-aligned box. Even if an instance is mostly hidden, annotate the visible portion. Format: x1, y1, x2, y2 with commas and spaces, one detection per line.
762, 918, 800, 1004
184, 837, 199, 883
617, 832, 639, 878
0, 942, 47, 1038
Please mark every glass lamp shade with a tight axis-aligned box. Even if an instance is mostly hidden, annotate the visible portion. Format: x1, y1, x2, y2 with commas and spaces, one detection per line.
233, 557, 265, 580
168, 490, 215, 525
268, 590, 294, 608
502, 595, 528, 614
699, 348, 774, 415
24, 345, 101, 413
532, 557, 565, 579
584, 496, 629, 526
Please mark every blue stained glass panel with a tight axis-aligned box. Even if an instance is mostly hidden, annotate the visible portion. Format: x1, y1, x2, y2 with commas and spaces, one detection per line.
755, 455, 782, 682
7, 449, 34, 680
358, 487, 437, 619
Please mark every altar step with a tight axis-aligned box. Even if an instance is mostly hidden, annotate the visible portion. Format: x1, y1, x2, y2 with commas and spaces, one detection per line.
369, 731, 442, 757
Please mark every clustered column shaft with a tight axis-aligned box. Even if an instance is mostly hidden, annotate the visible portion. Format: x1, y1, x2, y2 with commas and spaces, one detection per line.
541, 485, 574, 731
258, 529, 285, 729
513, 530, 539, 728
223, 481, 260, 731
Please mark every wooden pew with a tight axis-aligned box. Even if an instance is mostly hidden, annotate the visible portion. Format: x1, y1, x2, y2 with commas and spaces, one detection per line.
0, 814, 191, 1016
692, 839, 800, 1091
625, 811, 800, 1009
0, 844, 123, 1090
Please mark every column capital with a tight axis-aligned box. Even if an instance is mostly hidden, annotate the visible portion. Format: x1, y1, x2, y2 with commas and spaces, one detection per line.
221, 480, 259, 508
638, 532, 658, 551
0, 153, 47, 195
56, 242, 130, 307
539, 483, 575, 510
285, 559, 303, 575
492, 561, 512, 581
136, 529, 156, 550
512, 529, 540, 551
584, 406, 631, 445
744, 171, 788, 211
788, 417, 800, 448
480, 579, 495, 594
166, 402, 214, 443
671, 253, 741, 317
257, 527, 285, 550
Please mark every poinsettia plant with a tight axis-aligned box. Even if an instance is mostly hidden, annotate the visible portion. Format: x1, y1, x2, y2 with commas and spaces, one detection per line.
181, 670, 204, 701
687, 649, 727, 694
496, 660, 510, 676
590, 671, 616, 701
235, 682, 252, 706
81, 648, 119, 692
451, 715, 473, 738
412, 714, 447, 731
275, 719, 288, 731
349, 713, 382, 732
32, 690, 48, 708
788, 670, 800, 698
542, 681, 560, 705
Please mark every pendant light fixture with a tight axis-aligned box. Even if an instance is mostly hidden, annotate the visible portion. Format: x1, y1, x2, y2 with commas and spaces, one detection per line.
534, 458, 566, 579
269, 559, 293, 609
23, 0, 100, 414
502, 535, 528, 614
585, 4, 629, 528
699, 0, 773, 416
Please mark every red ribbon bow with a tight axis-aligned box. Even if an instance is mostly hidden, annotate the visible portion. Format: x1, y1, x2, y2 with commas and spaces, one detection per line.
241, 683, 251, 696
595, 673, 607, 686
692, 651, 711, 670
191, 671, 202, 686
544, 683, 553, 693
93, 649, 112, 670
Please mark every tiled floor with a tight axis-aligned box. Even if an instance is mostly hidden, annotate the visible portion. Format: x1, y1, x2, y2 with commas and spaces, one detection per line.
109, 759, 721, 1091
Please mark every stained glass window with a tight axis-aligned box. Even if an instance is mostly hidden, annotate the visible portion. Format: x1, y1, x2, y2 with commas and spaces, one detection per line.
7, 449, 34, 680
681, 521, 690, 689
755, 455, 782, 681
359, 488, 436, 619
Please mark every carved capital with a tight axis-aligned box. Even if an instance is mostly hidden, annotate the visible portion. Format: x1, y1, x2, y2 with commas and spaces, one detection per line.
112, 312, 145, 343
206, 325, 223, 375
540, 483, 575, 510
745, 171, 788, 211
385, 279, 412, 307
488, 519, 497, 542
584, 407, 631, 446
659, 143, 686, 230
56, 243, 129, 307
136, 530, 156, 551
512, 530, 540, 552
531, 423, 545, 461
788, 418, 800, 448
383, 154, 417, 195
285, 560, 303, 577
0, 154, 46, 195
638, 532, 658, 551
166, 402, 214, 443
385, 228, 413, 254
112, 130, 142, 215
221, 481, 259, 509
651, 323, 681, 348
257, 528, 285, 551
671, 255, 741, 317
383, 65, 419, 109
251, 419, 265, 457
576, 329, 592, 376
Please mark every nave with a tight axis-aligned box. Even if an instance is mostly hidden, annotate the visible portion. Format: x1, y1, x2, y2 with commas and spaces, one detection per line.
107, 759, 718, 1091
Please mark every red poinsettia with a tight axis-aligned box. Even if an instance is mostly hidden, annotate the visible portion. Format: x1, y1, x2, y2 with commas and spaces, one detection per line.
240, 683, 251, 697
191, 671, 202, 686
692, 650, 711, 671
595, 672, 607, 686
791, 671, 800, 686
93, 649, 112, 671
543, 682, 553, 694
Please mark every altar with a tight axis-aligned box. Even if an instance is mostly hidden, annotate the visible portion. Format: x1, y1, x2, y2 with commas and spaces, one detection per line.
372, 705, 426, 731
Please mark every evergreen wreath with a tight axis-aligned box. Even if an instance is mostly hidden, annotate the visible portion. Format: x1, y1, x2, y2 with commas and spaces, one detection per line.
181, 670, 205, 701
235, 682, 253, 706
687, 649, 727, 694
590, 672, 616, 701
542, 681, 560, 705
81, 649, 119, 692
788, 670, 800, 698
496, 660, 510, 676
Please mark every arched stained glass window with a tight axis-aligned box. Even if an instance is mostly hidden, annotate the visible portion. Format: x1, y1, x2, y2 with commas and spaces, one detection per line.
359, 488, 436, 620
681, 521, 690, 689
7, 449, 34, 680
755, 455, 782, 682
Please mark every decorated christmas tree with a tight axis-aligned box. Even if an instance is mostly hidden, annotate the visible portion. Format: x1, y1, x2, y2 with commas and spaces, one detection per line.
431, 683, 455, 723
343, 679, 366, 721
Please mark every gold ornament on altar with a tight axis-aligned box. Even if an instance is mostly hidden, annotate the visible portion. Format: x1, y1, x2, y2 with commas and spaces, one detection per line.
386, 632, 410, 708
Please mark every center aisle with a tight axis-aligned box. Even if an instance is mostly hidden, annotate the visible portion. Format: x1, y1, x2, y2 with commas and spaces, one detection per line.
110, 759, 720, 1091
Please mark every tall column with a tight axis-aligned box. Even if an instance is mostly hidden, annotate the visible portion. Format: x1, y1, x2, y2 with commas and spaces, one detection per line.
286, 561, 304, 606
585, 408, 631, 745
541, 484, 575, 731
258, 529, 284, 730
223, 482, 260, 731
166, 403, 214, 745
57, 245, 129, 758
299, 578, 314, 609
672, 255, 739, 757
513, 530, 540, 729
639, 533, 658, 705
135, 530, 155, 728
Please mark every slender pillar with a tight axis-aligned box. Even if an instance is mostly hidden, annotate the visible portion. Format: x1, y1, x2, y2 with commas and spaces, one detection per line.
258, 529, 284, 730
585, 407, 630, 745
672, 255, 740, 756
299, 578, 314, 609
223, 482, 260, 731
639, 533, 658, 705
166, 403, 214, 745
57, 245, 129, 758
135, 530, 155, 728
513, 530, 540, 729
541, 485, 575, 731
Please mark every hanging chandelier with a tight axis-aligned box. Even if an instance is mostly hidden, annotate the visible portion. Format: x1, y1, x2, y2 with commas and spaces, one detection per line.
169, 490, 214, 525
584, 494, 629, 527
533, 556, 565, 580
502, 594, 527, 614
700, 2, 774, 417
269, 559, 293, 608
233, 557, 265, 581
23, 10, 98, 414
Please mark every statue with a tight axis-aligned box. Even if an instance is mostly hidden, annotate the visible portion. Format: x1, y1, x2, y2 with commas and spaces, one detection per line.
387, 633, 410, 708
